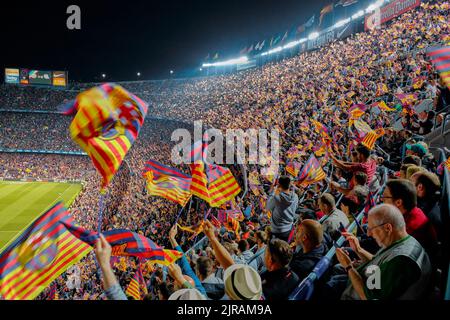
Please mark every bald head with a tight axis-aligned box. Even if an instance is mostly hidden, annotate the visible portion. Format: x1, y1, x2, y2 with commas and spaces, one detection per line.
368, 204, 406, 231
300, 219, 323, 246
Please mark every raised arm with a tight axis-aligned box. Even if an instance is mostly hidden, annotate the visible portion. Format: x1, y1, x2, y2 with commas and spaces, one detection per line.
95, 234, 127, 300
203, 220, 235, 270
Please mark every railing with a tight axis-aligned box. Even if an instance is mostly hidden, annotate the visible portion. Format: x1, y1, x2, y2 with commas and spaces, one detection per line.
431, 147, 450, 301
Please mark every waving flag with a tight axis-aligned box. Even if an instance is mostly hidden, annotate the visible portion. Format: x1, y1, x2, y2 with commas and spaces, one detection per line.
412, 77, 425, 89
352, 119, 373, 140
64, 221, 182, 265
126, 272, 141, 300
297, 154, 326, 186
319, 4, 334, 26
372, 101, 396, 112
210, 215, 222, 228
376, 83, 389, 96
190, 162, 241, 207
286, 161, 301, 177
63, 83, 148, 190
0, 203, 92, 300
395, 93, 417, 107
143, 160, 192, 206
188, 138, 241, 207
248, 171, 262, 196
125, 265, 147, 300
426, 45, 450, 90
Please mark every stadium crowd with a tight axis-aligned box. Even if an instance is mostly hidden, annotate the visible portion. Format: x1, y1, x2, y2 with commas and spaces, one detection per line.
0, 1, 449, 300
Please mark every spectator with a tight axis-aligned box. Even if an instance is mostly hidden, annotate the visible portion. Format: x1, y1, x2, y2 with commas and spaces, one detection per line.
195, 257, 225, 300
319, 193, 349, 240
248, 230, 268, 274
338, 204, 431, 300
410, 171, 442, 238
266, 176, 299, 242
289, 219, 327, 280
381, 179, 437, 253
261, 238, 300, 300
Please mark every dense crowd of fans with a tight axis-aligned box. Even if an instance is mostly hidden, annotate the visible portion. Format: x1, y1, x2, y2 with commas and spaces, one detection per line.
0, 1, 449, 300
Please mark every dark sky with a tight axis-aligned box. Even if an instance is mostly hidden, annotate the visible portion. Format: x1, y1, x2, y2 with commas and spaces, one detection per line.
1, 0, 333, 82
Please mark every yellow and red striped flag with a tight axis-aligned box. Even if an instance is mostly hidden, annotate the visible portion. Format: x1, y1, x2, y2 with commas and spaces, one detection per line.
190, 162, 241, 208
125, 274, 141, 300
63, 83, 148, 190
286, 161, 301, 177
0, 203, 92, 300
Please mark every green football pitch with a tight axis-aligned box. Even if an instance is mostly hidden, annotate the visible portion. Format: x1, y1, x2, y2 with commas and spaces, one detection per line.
0, 181, 82, 251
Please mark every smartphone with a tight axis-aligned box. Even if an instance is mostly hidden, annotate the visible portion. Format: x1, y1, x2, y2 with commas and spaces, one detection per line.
338, 222, 347, 234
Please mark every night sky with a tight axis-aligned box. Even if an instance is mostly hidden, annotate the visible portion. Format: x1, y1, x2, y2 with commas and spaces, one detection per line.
1, 0, 333, 82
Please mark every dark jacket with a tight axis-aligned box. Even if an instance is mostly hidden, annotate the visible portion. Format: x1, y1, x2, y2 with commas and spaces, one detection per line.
260, 267, 300, 301
289, 242, 328, 280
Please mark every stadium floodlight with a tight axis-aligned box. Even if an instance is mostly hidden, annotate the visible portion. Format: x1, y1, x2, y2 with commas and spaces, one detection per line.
199, 68, 203, 71
202, 56, 248, 67
352, 10, 365, 20
101, 73, 106, 78
298, 38, 307, 44
334, 18, 351, 29
308, 32, 320, 40
137, 72, 141, 77
170, 70, 174, 74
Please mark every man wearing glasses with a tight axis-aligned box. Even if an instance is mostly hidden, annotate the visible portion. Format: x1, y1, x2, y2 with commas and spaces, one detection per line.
336, 204, 431, 300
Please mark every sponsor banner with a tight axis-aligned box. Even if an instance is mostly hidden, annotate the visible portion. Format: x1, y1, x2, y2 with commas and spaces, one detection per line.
5, 68, 19, 84
28, 70, 52, 85
365, 0, 421, 31
305, 22, 355, 51
20, 68, 29, 84
53, 71, 67, 87
237, 59, 257, 71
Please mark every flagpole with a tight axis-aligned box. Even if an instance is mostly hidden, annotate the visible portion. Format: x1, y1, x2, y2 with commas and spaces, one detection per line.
174, 197, 191, 225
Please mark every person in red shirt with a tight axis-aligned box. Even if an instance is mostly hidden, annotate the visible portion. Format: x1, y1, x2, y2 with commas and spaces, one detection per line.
330, 143, 377, 189
381, 179, 437, 255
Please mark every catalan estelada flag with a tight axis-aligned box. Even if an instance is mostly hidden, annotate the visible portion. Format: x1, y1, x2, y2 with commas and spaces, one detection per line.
427, 45, 450, 90
63, 83, 148, 190
143, 160, 192, 206
0, 203, 92, 300
297, 154, 326, 186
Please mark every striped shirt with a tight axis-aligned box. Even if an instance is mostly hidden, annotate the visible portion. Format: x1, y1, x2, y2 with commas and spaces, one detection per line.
348, 159, 377, 188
